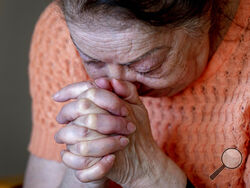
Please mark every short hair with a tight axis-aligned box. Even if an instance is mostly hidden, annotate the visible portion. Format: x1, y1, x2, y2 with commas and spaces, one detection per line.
60, 0, 213, 28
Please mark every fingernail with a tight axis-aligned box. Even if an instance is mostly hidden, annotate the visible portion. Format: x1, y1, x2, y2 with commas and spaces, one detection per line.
106, 155, 115, 163
121, 107, 129, 116
127, 122, 136, 133
120, 137, 129, 146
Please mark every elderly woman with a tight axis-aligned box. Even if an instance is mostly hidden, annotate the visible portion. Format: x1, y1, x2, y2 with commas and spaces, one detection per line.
24, 0, 249, 187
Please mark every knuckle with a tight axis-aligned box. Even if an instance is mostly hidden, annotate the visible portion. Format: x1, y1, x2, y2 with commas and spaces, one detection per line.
87, 87, 97, 93
77, 99, 91, 112
85, 88, 97, 100
81, 157, 92, 168
67, 144, 79, 155
77, 142, 88, 155
81, 126, 90, 137
75, 171, 86, 182
73, 116, 87, 126
87, 114, 97, 129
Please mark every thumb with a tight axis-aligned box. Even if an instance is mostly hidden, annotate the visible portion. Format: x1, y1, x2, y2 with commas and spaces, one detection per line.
110, 79, 142, 105
94, 78, 113, 91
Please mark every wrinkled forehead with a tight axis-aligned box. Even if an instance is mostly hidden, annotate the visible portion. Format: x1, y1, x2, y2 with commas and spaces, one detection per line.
66, 13, 166, 63
69, 21, 158, 46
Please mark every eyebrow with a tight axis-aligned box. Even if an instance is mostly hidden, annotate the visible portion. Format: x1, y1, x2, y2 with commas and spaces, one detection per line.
71, 37, 166, 66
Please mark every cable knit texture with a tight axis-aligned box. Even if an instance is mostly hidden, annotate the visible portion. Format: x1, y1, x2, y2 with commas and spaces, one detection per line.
28, 0, 249, 187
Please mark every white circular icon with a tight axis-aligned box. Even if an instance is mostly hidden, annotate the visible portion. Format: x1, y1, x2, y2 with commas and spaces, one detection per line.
210, 148, 242, 180
221, 148, 242, 169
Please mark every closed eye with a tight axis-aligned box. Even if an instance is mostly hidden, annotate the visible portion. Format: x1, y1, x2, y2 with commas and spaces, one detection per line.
84, 60, 106, 68
129, 50, 168, 76
135, 61, 163, 75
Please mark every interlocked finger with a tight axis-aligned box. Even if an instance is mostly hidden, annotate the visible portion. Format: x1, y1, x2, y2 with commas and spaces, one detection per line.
55, 124, 105, 144
61, 150, 101, 170
56, 98, 108, 124
73, 114, 136, 135
67, 135, 129, 157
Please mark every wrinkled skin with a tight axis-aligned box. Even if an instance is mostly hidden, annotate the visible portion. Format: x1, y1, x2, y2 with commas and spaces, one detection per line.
53, 1, 239, 186
54, 79, 186, 187
54, 8, 210, 188
68, 20, 210, 97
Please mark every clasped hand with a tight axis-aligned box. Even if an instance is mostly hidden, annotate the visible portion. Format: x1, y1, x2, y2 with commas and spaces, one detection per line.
53, 78, 154, 186
53, 78, 186, 188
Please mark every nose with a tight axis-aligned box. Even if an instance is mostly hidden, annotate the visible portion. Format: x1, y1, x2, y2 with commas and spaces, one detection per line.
105, 63, 138, 84
107, 63, 125, 80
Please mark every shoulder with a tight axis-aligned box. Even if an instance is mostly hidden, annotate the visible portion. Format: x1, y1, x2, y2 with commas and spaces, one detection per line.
28, 0, 89, 110
29, 1, 89, 91
29, 1, 71, 60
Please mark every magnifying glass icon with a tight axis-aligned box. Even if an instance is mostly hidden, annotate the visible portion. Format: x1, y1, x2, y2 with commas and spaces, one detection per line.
210, 148, 243, 180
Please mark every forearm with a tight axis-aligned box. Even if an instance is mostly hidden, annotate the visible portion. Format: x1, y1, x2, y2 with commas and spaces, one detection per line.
156, 156, 187, 188
59, 168, 109, 188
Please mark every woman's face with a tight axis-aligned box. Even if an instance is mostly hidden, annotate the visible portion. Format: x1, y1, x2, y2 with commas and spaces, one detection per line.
68, 19, 210, 97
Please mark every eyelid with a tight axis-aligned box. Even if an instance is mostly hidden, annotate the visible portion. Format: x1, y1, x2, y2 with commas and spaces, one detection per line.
129, 47, 167, 66
136, 62, 163, 75
134, 53, 168, 75
84, 60, 106, 69
129, 54, 164, 73
85, 60, 101, 64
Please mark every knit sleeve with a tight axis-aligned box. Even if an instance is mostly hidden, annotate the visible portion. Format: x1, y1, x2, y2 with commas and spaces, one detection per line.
28, 2, 88, 162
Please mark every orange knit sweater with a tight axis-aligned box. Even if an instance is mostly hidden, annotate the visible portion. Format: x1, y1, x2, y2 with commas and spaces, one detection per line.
28, 1, 249, 187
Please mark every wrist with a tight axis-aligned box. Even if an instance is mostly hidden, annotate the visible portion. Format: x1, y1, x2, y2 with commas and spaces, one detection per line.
128, 144, 187, 188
